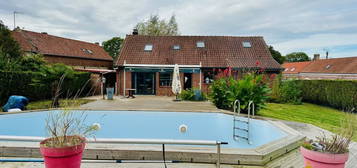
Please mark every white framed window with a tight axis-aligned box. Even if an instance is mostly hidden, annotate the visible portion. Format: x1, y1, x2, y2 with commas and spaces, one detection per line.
196, 41, 205, 48
290, 67, 296, 71
242, 41, 252, 48
325, 65, 331, 69
173, 45, 181, 50
144, 44, 153, 51
284, 68, 289, 71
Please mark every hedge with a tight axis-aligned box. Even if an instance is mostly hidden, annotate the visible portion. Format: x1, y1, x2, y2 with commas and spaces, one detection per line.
295, 80, 357, 112
0, 71, 91, 105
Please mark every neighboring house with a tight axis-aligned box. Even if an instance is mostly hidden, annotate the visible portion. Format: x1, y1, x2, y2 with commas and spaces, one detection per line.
115, 34, 282, 96
282, 62, 312, 79
11, 29, 113, 69
282, 56, 357, 80
12, 29, 115, 94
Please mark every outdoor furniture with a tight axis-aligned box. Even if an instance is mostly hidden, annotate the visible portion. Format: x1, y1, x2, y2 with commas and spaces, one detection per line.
125, 89, 136, 98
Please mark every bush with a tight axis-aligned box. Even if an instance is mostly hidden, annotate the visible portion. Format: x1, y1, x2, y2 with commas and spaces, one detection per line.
210, 74, 271, 114
179, 88, 206, 101
279, 80, 302, 104
295, 80, 357, 112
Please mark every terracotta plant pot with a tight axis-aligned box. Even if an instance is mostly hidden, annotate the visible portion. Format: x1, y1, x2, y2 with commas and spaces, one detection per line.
40, 136, 86, 168
300, 147, 349, 168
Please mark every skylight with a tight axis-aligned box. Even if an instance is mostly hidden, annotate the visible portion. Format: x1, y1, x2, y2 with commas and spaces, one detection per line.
173, 45, 181, 50
144, 44, 153, 51
325, 64, 332, 69
290, 67, 296, 71
242, 41, 252, 48
81, 48, 93, 54
196, 41, 205, 48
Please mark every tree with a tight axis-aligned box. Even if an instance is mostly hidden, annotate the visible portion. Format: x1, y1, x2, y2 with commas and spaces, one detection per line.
135, 14, 179, 36
0, 20, 22, 70
268, 46, 285, 64
285, 52, 310, 62
102, 37, 124, 60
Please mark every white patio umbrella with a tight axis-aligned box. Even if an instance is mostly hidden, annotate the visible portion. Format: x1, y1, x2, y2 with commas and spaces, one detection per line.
171, 64, 182, 100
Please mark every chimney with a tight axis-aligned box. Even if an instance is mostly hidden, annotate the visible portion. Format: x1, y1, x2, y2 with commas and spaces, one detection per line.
313, 54, 320, 61
326, 51, 329, 59
41, 32, 48, 35
94, 42, 100, 46
132, 28, 138, 35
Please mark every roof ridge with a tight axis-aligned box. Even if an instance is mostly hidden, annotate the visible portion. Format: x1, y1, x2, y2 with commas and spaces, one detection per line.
126, 34, 264, 38
18, 29, 100, 46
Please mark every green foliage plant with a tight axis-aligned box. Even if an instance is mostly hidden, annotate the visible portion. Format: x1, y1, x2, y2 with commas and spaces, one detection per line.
210, 73, 271, 114
279, 80, 302, 104
135, 14, 179, 36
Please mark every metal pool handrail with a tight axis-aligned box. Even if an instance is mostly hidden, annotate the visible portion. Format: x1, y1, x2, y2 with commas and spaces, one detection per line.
0, 135, 228, 168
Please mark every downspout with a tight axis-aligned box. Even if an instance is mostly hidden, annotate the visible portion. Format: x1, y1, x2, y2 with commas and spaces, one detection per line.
123, 60, 126, 97
199, 62, 202, 90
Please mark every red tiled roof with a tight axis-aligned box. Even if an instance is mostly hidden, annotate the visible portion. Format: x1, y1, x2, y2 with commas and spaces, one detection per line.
116, 35, 282, 70
282, 61, 311, 74
11, 30, 112, 61
301, 57, 357, 74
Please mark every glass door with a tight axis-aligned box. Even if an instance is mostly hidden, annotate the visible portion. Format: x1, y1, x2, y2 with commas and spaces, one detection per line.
132, 72, 155, 95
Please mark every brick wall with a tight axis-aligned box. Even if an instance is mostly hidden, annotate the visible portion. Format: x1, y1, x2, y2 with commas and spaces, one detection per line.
117, 70, 132, 95
44, 55, 112, 68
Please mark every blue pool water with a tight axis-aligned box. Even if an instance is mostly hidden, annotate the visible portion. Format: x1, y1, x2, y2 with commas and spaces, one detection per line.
0, 111, 286, 148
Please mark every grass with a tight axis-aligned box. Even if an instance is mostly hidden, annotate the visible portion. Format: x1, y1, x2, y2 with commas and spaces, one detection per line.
26, 99, 95, 110
260, 103, 357, 141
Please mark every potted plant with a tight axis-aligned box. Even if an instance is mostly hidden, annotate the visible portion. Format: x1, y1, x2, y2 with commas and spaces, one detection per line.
300, 113, 356, 168
40, 109, 100, 168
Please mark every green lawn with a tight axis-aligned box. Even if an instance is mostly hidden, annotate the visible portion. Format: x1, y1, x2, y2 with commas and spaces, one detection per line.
26, 99, 95, 110
260, 103, 357, 141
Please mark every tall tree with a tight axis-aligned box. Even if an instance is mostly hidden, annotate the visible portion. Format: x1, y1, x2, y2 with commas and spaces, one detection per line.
285, 52, 311, 62
135, 14, 179, 36
0, 20, 22, 70
268, 46, 285, 64
102, 37, 124, 60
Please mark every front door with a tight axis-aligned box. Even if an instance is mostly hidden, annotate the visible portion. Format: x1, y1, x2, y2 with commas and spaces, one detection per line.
183, 73, 192, 90
132, 72, 156, 95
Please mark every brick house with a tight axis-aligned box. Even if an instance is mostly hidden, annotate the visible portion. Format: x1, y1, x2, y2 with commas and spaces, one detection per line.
11, 29, 113, 69
115, 34, 282, 96
283, 56, 357, 80
282, 61, 312, 79
12, 29, 115, 94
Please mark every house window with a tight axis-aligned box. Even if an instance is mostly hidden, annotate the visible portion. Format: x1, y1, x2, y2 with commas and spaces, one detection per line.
159, 72, 172, 86
284, 68, 289, 71
173, 45, 181, 50
325, 65, 332, 69
196, 41, 205, 48
203, 71, 214, 84
290, 67, 296, 71
242, 41, 252, 48
144, 44, 153, 51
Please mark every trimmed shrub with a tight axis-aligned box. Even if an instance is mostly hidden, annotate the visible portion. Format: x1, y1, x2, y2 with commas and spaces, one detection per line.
0, 70, 91, 105
295, 80, 357, 112
210, 74, 271, 114
279, 80, 302, 104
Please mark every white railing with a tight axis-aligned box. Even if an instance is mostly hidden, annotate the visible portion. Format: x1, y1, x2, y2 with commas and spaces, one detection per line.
0, 135, 228, 168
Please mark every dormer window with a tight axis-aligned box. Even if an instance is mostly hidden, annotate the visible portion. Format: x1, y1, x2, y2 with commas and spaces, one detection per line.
144, 44, 153, 51
242, 41, 252, 48
325, 65, 332, 69
196, 41, 205, 48
290, 67, 296, 71
173, 45, 181, 50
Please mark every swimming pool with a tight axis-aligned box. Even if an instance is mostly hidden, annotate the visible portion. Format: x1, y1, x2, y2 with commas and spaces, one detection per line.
0, 110, 286, 148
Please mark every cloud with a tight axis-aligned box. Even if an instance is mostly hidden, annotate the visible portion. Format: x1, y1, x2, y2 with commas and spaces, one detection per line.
1, 0, 357, 58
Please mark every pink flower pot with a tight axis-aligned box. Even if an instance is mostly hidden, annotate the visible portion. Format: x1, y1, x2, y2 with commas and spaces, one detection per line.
300, 147, 349, 168
40, 136, 85, 168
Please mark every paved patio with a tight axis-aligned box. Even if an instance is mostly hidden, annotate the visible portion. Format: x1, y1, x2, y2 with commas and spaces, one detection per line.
79, 95, 222, 112
2, 96, 357, 167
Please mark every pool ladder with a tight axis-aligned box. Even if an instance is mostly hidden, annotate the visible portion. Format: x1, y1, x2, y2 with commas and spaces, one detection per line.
233, 100, 255, 144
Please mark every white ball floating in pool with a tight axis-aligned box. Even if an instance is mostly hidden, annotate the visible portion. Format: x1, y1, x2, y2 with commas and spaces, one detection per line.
179, 124, 188, 133
91, 123, 101, 131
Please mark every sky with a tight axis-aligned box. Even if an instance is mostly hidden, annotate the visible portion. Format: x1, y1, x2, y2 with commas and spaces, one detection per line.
1, 0, 357, 58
